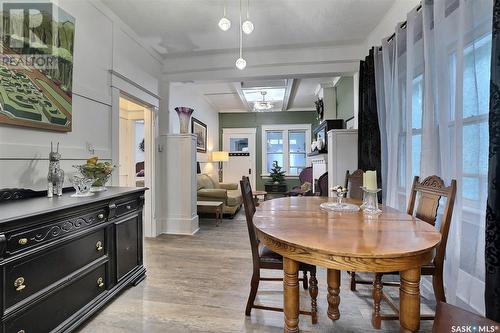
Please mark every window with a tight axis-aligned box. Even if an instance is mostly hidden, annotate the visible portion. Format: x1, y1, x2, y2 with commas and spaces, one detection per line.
449, 33, 491, 207
411, 74, 423, 179
229, 138, 248, 153
261, 125, 311, 176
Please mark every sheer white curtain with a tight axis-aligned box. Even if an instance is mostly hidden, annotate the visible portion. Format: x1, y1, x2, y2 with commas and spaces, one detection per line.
376, 0, 492, 313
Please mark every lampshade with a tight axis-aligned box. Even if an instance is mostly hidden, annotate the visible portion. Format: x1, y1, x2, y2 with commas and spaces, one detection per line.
212, 151, 229, 162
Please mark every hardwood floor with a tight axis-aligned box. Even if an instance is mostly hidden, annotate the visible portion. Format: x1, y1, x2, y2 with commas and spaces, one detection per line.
78, 210, 435, 333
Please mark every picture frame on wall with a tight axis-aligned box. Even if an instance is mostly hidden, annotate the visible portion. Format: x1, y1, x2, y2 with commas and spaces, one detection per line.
191, 117, 207, 153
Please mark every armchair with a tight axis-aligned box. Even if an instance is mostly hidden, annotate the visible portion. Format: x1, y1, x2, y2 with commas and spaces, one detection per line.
197, 174, 242, 217
287, 167, 313, 196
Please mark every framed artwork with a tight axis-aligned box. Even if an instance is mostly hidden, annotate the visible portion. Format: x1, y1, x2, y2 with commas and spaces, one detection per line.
191, 117, 207, 153
0, 3, 75, 132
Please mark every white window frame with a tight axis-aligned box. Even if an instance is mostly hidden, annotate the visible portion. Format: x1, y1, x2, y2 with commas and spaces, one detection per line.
261, 124, 311, 177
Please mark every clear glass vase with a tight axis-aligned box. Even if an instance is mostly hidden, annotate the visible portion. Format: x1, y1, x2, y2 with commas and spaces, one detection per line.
175, 107, 194, 134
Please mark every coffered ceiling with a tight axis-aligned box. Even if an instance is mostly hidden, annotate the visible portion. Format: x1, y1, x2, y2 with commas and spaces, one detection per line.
176, 76, 342, 113
102, 0, 395, 57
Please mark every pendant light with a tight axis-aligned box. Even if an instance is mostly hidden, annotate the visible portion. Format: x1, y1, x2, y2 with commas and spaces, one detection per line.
253, 91, 273, 111
235, 0, 246, 70
242, 0, 254, 35
218, 1, 231, 31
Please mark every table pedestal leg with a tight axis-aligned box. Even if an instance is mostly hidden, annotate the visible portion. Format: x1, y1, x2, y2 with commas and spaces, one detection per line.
399, 268, 421, 333
283, 257, 300, 333
327, 268, 341, 321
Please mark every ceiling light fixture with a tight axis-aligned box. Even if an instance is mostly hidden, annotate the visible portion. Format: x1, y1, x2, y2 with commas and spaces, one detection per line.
242, 0, 254, 35
253, 91, 273, 111
218, 1, 231, 31
235, 0, 246, 70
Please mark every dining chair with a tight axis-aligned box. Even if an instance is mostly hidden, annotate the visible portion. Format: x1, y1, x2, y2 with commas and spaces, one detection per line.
432, 302, 498, 332
240, 176, 319, 324
343, 169, 365, 291
364, 175, 457, 329
316, 172, 329, 196
344, 169, 364, 200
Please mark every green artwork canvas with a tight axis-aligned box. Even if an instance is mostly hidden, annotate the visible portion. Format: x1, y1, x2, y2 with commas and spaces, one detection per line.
0, 3, 75, 131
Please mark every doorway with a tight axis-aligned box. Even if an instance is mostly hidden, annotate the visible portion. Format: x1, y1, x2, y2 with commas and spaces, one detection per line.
222, 128, 256, 189
118, 95, 155, 237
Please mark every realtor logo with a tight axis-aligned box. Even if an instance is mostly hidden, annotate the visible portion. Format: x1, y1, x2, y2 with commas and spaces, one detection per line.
1, 2, 54, 53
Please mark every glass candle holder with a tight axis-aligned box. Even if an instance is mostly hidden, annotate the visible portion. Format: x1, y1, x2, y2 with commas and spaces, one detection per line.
361, 187, 382, 214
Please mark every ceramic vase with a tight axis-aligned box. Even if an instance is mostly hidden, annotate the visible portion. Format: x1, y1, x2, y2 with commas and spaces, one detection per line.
175, 107, 194, 134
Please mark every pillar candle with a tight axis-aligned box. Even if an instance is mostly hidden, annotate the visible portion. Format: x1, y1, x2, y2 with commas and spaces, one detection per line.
363, 172, 367, 188
365, 170, 377, 190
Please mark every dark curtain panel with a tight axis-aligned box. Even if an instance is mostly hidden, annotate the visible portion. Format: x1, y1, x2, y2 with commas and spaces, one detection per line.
358, 48, 382, 189
486, 0, 500, 322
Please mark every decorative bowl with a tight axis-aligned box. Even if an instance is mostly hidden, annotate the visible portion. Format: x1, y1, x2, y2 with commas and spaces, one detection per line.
74, 158, 115, 192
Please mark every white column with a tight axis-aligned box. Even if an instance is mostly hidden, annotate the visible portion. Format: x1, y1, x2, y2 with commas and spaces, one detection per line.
163, 134, 199, 235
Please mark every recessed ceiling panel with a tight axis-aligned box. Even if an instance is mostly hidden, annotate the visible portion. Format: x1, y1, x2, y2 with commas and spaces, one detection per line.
204, 93, 246, 111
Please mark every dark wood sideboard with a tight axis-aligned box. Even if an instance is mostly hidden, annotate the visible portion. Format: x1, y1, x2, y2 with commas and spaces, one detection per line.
0, 187, 146, 333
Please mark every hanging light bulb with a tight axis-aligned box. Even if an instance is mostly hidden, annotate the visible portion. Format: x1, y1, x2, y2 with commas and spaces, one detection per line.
218, 1, 231, 31
218, 17, 231, 31
235, 0, 246, 70
242, 0, 254, 34
235, 57, 247, 70
242, 20, 254, 34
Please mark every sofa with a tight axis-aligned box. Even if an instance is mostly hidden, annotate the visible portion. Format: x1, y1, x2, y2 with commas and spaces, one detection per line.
197, 174, 242, 217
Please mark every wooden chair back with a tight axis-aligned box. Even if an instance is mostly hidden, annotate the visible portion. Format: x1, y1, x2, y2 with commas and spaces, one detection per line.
240, 176, 260, 266
317, 172, 329, 197
407, 176, 456, 269
344, 169, 364, 200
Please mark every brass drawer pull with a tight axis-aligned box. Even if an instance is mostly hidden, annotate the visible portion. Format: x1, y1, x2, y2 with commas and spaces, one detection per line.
126, 205, 131, 210
98, 213, 104, 219
14, 277, 25, 291
18, 238, 28, 245
97, 277, 104, 288
96, 241, 103, 251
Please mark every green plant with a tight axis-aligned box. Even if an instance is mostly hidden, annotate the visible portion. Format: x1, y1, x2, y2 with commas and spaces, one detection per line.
269, 161, 286, 184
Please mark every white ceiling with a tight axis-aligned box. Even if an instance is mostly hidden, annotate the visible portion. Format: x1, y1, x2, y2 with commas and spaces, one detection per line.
102, 0, 395, 57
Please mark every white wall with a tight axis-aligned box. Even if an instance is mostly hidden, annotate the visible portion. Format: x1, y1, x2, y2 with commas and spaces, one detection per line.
168, 84, 219, 178
365, 0, 420, 48
0, 0, 162, 190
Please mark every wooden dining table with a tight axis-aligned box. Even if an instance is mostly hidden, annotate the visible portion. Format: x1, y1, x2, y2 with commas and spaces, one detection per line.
253, 196, 442, 333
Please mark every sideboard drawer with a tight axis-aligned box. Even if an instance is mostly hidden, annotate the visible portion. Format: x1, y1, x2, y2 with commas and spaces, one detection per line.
5, 263, 107, 333
6, 208, 107, 255
115, 199, 139, 217
5, 229, 106, 309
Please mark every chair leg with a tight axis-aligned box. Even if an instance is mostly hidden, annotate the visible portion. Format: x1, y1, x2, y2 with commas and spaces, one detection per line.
433, 269, 446, 303
309, 268, 318, 324
371, 273, 383, 329
349, 271, 357, 291
245, 272, 260, 316
302, 270, 309, 290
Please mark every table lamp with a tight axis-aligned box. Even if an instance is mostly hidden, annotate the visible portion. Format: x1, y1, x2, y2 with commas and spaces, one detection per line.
212, 151, 229, 182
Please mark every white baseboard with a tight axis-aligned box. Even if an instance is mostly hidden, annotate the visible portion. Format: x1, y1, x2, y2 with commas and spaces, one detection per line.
161, 215, 199, 235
